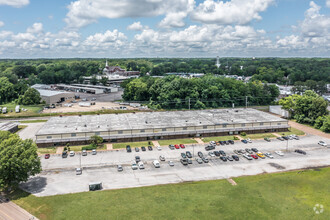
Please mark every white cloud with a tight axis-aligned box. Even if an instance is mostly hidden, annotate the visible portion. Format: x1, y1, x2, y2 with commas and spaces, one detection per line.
159, 12, 187, 28
191, 0, 274, 25
0, 0, 29, 7
27, 23, 43, 34
65, 0, 193, 29
326, 0, 330, 8
0, 21, 4, 27
127, 22, 144, 31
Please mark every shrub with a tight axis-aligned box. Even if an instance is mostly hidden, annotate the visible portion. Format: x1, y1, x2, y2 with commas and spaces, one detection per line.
240, 132, 246, 136
82, 145, 96, 151
233, 136, 239, 140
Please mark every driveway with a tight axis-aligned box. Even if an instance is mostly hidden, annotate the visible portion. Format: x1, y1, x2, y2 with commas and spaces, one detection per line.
18, 122, 45, 141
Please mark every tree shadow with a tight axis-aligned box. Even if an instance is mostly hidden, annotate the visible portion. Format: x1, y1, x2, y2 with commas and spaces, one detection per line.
19, 176, 47, 194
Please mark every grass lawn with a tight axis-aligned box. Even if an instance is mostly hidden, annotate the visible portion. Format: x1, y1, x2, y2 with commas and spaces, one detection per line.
158, 138, 197, 146
37, 147, 56, 154
16, 125, 27, 133
278, 127, 305, 136
201, 135, 236, 143
68, 144, 106, 152
9, 167, 330, 220
242, 133, 277, 140
19, 119, 48, 123
0, 103, 44, 118
112, 141, 153, 149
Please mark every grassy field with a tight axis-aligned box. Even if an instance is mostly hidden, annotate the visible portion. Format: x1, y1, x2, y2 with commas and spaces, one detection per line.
37, 147, 57, 154
242, 133, 277, 140
9, 167, 330, 220
19, 119, 48, 123
201, 135, 236, 143
113, 141, 153, 149
158, 138, 197, 146
278, 127, 305, 136
67, 144, 106, 151
0, 103, 44, 118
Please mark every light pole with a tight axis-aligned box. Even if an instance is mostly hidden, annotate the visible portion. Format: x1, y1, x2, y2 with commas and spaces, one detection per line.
286, 139, 289, 152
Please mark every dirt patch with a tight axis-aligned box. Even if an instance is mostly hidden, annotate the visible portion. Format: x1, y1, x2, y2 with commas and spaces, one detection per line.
268, 163, 286, 170
227, 178, 237, 185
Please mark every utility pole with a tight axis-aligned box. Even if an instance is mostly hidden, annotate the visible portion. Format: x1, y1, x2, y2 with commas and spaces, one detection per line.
188, 98, 190, 110
245, 96, 248, 109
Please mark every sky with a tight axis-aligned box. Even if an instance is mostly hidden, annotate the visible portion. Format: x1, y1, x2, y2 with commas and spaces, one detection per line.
0, 0, 329, 58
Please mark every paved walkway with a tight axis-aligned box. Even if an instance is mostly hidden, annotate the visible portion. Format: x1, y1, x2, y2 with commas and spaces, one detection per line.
235, 135, 243, 140
0, 197, 37, 220
288, 121, 330, 139
227, 178, 237, 186
194, 138, 204, 144
272, 133, 281, 137
56, 147, 63, 154
106, 144, 113, 150
152, 141, 160, 146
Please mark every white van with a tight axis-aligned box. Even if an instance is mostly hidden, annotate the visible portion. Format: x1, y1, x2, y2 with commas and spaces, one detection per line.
152, 160, 160, 168
138, 161, 144, 169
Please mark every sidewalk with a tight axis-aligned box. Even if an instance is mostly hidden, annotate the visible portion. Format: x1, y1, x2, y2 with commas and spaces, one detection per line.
55, 146, 63, 154
0, 197, 37, 220
194, 138, 204, 144
288, 121, 330, 139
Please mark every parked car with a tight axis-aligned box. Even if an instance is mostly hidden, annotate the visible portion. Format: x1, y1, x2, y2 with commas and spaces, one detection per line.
126, 145, 132, 153
224, 141, 230, 145
292, 135, 299, 140
233, 150, 239, 155
251, 154, 258, 159
174, 144, 180, 149
220, 156, 227, 162
251, 148, 258, 153
246, 138, 252, 143
275, 151, 284, 156
186, 151, 192, 158
168, 161, 174, 166
196, 158, 203, 164
205, 145, 215, 151
318, 141, 327, 147
256, 152, 265, 159
180, 158, 188, 165
82, 150, 87, 156
181, 153, 187, 159
241, 149, 246, 154
228, 140, 234, 144
227, 156, 233, 161
277, 137, 284, 141
241, 139, 248, 144
62, 151, 68, 158
243, 154, 253, 160
180, 144, 185, 149
202, 157, 209, 163
148, 146, 153, 151
157, 146, 162, 151
214, 151, 220, 156
76, 168, 82, 175
264, 137, 271, 142
92, 149, 97, 155
159, 155, 165, 161
169, 145, 175, 150
131, 163, 138, 170
141, 146, 146, 151
232, 155, 239, 161
264, 152, 274, 159
219, 150, 226, 156
138, 161, 144, 169
208, 152, 215, 157
187, 158, 193, 164
282, 136, 289, 140
69, 151, 75, 157
245, 148, 253, 154
135, 156, 141, 163
219, 141, 225, 145
294, 149, 306, 155
209, 141, 216, 145
198, 151, 204, 158
135, 147, 140, 152
44, 154, 50, 159
153, 160, 160, 168
117, 165, 123, 172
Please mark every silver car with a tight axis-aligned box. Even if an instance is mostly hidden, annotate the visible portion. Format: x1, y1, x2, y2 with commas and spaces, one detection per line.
131, 163, 138, 170
168, 161, 174, 166
117, 165, 123, 172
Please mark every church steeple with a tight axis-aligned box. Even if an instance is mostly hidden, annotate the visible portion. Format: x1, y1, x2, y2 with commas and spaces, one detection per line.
105, 60, 108, 67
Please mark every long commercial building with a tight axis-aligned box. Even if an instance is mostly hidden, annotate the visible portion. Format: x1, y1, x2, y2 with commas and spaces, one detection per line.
36, 108, 289, 147
0, 122, 19, 133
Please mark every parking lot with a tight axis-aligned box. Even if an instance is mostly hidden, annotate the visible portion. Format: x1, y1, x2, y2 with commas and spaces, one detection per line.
21, 134, 330, 197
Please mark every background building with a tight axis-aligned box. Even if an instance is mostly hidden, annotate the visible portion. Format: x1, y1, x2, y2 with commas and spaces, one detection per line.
36, 108, 289, 147
37, 89, 74, 105
0, 122, 19, 133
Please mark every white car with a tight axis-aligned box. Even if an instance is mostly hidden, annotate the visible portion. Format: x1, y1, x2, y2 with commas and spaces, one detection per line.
208, 152, 215, 157
153, 160, 160, 168
82, 150, 87, 156
159, 155, 165, 161
209, 141, 216, 145
275, 151, 284, 156
76, 168, 82, 175
138, 161, 144, 169
131, 163, 138, 170
69, 151, 75, 157
168, 161, 174, 166
92, 149, 97, 155
318, 141, 327, 147
246, 138, 252, 143
264, 152, 274, 159
243, 154, 253, 160
157, 145, 162, 151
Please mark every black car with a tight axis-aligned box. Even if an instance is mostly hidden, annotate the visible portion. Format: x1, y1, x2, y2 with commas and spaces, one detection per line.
180, 158, 188, 165
181, 153, 187, 159
126, 145, 131, 153
232, 155, 239, 161
277, 137, 284, 141
251, 148, 258, 153
148, 146, 153, 151
219, 150, 226, 156
135, 156, 141, 163
186, 151, 192, 158
141, 146, 146, 151
214, 151, 220, 157
205, 145, 215, 151
202, 157, 209, 163
219, 141, 225, 145
241, 139, 248, 144
62, 151, 68, 158
169, 145, 175, 150
294, 149, 306, 155
198, 151, 203, 158
220, 156, 227, 162
228, 140, 234, 144
282, 136, 289, 140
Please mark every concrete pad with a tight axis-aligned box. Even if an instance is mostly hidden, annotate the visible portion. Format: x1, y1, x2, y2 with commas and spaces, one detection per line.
272, 133, 281, 137
194, 138, 204, 144
227, 178, 237, 185
106, 144, 113, 150
152, 141, 160, 146
56, 147, 63, 154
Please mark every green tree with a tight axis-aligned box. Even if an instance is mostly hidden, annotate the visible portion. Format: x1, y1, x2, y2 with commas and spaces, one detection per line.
90, 76, 98, 85
90, 135, 103, 147
0, 77, 15, 104
0, 131, 41, 190
18, 88, 41, 105
320, 115, 330, 133
100, 77, 108, 86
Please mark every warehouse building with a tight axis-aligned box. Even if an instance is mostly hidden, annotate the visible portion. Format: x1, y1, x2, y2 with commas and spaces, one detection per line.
35, 108, 289, 147
38, 89, 74, 105
0, 122, 19, 133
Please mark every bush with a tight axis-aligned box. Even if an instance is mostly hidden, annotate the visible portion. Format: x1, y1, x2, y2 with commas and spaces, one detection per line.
64, 146, 67, 151
233, 136, 239, 140
82, 145, 96, 151
240, 132, 246, 136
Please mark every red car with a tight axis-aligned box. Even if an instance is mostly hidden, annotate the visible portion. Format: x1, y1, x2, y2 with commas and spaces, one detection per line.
251, 154, 258, 159
180, 144, 185, 149
174, 144, 180, 149
44, 154, 50, 159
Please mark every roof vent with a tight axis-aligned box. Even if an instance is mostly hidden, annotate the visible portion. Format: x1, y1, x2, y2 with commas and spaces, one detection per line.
98, 125, 100, 128
84, 124, 87, 127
